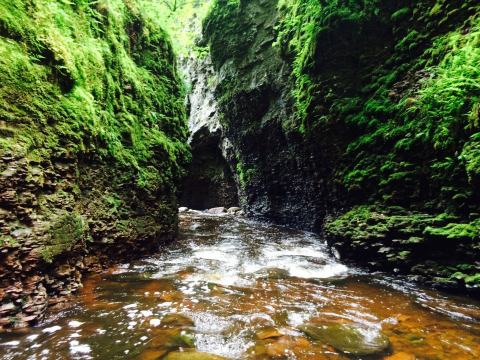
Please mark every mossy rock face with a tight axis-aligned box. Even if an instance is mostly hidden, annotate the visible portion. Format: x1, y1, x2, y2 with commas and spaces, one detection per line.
0, 0, 189, 328
203, 0, 480, 287
299, 323, 390, 356
41, 212, 85, 263
324, 205, 480, 291
0, 0, 190, 191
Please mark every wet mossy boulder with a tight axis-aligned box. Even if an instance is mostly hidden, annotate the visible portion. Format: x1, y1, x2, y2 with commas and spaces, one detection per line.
324, 205, 480, 291
258, 268, 290, 280
299, 323, 390, 356
150, 329, 195, 351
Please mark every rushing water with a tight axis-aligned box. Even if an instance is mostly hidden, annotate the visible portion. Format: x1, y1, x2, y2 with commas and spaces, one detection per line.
1, 211, 480, 359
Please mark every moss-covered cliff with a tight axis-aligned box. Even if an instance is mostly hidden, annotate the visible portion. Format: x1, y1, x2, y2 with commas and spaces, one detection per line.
202, 0, 480, 291
0, 0, 189, 328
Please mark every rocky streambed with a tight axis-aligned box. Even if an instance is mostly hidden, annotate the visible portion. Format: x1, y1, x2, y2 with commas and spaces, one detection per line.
1, 211, 479, 359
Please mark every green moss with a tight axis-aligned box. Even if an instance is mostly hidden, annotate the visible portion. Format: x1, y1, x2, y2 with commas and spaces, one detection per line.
104, 194, 123, 215
391, 7, 411, 22
203, 0, 255, 69
424, 219, 480, 241
275, 0, 385, 131
236, 158, 256, 189
140, 0, 213, 57
41, 213, 85, 263
0, 236, 20, 248
267, 0, 480, 215
0, 0, 190, 192
326, 204, 480, 285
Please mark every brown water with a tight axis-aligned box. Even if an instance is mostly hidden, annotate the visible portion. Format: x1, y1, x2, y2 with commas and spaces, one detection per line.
1, 211, 480, 359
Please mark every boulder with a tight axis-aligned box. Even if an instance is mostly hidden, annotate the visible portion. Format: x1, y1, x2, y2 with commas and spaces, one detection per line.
207, 207, 226, 214
227, 207, 241, 214
299, 323, 390, 356
256, 326, 283, 340
257, 268, 290, 280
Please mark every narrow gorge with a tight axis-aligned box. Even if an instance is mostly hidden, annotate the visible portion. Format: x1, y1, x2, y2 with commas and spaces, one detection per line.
1, 0, 480, 359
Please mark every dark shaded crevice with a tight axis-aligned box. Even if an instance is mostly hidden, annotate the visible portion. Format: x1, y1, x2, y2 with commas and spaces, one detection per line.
179, 127, 238, 210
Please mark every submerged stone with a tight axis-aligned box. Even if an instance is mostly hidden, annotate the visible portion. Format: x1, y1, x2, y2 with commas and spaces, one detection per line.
252, 335, 311, 358
104, 272, 153, 282
160, 314, 195, 328
260, 268, 290, 280
299, 323, 390, 356
385, 352, 416, 360
255, 326, 283, 340
163, 350, 227, 360
149, 328, 195, 351
138, 348, 169, 360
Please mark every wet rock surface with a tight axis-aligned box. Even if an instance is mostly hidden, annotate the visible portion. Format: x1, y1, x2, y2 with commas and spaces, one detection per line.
161, 314, 195, 328
0, 154, 178, 329
200, 0, 480, 292
299, 323, 390, 356
179, 55, 239, 211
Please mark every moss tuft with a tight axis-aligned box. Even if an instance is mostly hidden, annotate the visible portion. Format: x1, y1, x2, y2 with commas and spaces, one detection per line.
42, 213, 85, 263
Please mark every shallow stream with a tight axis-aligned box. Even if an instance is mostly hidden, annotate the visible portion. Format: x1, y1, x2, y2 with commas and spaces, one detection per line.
1, 211, 480, 359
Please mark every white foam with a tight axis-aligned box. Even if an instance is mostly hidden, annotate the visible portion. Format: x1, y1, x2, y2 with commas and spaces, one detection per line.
1, 341, 20, 347
42, 325, 61, 334
288, 312, 311, 327
27, 334, 39, 342
263, 247, 328, 259
68, 320, 84, 328
195, 333, 252, 359
193, 249, 238, 265
70, 340, 91, 354
149, 318, 161, 327
288, 263, 348, 279
123, 303, 137, 309
140, 310, 153, 317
